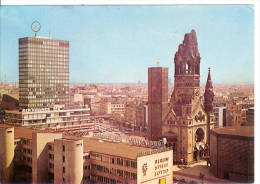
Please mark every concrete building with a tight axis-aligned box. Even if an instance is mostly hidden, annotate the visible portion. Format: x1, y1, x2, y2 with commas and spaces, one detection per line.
148, 67, 168, 141
210, 126, 254, 182
213, 106, 226, 127
3, 105, 91, 129
0, 124, 173, 184
0, 126, 15, 183
0, 94, 19, 111
125, 100, 145, 129
53, 138, 83, 184
246, 107, 254, 126
136, 102, 145, 130
19, 36, 69, 109
100, 99, 125, 115
73, 93, 84, 104
226, 99, 253, 127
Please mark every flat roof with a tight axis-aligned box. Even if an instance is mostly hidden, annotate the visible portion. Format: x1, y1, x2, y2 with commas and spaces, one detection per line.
63, 134, 153, 160
84, 137, 153, 160
1, 124, 154, 159
0, 124, 46, 139
212, 126, 254, 138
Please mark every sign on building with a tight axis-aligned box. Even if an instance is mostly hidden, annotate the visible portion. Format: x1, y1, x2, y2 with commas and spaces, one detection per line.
137, 149, 173, 184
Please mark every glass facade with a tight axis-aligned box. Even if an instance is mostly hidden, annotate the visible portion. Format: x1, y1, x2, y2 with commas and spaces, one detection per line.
19, 37, 69, 109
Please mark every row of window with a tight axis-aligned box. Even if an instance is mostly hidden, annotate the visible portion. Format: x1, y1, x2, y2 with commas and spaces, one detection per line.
22, 148, 32, 154
95, 175, 118, 184
91, 152, 137, 168
22, 139, 30, 145
19, 57, 68, 62
91, 164, 136, 179
19, 69, 69, 73
19, 84, 69, 89
19, 65, 69, 70
21, 46, 68, 51
19, 52, 69, 57
20, 82, 69, 87
19, 59, 68, 64
19, 39, 68, 47
19, 58, 68, 63
21, 156, 32, 163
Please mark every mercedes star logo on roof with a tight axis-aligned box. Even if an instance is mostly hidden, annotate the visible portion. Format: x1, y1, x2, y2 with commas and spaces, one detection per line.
31, 20, 41, 36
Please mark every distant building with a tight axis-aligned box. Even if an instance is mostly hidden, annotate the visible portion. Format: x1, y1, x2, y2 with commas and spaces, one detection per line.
100, 99, 125, 115
148, 67, 168, 141
0, 125, 173, 184
125, 101, 136, 126
213, 106, 226, 127
210, 126, 254, 182
226, 102, 247, 127
246, 107, 254, 126
18, 36, 69, 109
136, 101, 145, 130
144, 104, 148, 129
125, 100, 146, 129
73, 93, 84, 104
0, 94, 19, 111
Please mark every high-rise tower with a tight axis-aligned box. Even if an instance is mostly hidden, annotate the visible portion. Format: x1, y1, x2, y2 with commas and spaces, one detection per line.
148, 67, 168, 141
162, 30, 214, 163
18, 36, 69, 109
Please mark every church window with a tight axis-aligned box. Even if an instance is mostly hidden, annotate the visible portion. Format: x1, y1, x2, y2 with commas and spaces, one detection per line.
186, 63, 189, 74
195, 115, 198, 121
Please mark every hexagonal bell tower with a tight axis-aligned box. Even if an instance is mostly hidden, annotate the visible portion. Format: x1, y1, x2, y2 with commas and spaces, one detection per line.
204, 68, 215, 154
162, 30, 210, 164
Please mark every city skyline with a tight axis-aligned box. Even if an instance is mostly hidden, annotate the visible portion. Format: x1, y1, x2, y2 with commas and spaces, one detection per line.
0, 5, 254, 84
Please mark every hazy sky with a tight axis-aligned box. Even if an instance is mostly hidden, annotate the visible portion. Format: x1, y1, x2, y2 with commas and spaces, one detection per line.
0, 5, 254, 84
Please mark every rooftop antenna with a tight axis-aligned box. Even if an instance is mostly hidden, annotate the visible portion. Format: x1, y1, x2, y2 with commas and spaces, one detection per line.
31, 20, 41, 37
156, 56, 160, 67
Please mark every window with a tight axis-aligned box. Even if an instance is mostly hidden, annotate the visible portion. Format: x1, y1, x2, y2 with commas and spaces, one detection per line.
111, 158, 115, 164
63, 167, 65, 173
62, 145, 65, 152
48, 145, 52, 150
130, 161, 137, 168
76, 143, 82, 147
49, 163, 54, 169
62, 156, 65, 162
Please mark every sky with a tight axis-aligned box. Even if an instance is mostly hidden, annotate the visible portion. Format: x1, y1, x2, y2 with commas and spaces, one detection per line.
0, 5, 254, 84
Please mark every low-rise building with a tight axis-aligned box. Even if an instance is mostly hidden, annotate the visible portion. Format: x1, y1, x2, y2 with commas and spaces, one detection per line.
100, 99, 125, 115
0, 125, 173, 184
210, 126, 254, 183
213, 106, 226, 127
3, 105, 91, 129
246, 107, 254, 126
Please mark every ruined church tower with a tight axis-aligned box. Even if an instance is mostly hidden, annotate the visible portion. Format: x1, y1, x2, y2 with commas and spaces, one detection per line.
162, 30, 214, 164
